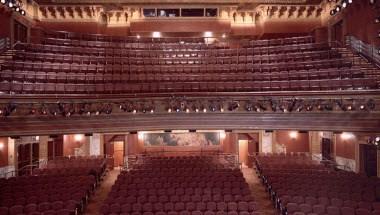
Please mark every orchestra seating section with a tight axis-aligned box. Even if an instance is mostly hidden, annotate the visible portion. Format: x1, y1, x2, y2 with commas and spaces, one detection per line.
0, 156, 106, 215
254, 153, 380, 215
101, 156, 260, 215
0, 34, 378, 94
33, 156, 107, 182
0, 175, 95, 215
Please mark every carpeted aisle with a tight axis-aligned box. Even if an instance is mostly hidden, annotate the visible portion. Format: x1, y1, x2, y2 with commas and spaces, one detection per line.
85, 169, 120, 215
242, 167, 278, 215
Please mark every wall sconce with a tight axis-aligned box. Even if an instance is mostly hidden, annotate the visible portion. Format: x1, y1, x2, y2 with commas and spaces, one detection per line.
289, 131, 298, 139
0, 142, 4, 150
220, 131, 226, 139
138, 132, 145, 140
74, 134, 83, 142
341, 132, 354, 140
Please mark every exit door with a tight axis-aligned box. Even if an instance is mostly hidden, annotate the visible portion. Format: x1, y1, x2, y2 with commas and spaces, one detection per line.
321, 138, 332, 160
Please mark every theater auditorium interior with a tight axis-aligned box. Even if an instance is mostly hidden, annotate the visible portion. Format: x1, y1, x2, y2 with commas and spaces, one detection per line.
0, 0, 380, 214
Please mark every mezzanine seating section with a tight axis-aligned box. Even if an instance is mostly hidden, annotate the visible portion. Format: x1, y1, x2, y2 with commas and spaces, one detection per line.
101, 156, 260, 215
0, 35, 378, 94
254, 153, 380, 215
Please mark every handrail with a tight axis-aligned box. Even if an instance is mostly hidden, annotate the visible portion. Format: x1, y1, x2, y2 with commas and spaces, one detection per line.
32, 27, 313, 42
345, 36, 380, 68
132, 151, 239, 169
22, 40, 326, 53
0, 37, 10, 54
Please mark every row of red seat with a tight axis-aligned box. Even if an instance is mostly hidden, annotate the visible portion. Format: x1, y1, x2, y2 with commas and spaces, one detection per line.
100, 201, 259, 214
0, 203, 73, 215
0, 156, 109, 215
254, 153, 380, 215
13, 50, 339, 65
105, 194, 254, 205
102, 156, 258, 214
0, 78, 375, 94
34, 157, 106, 182
2, 58, 351, 73
18, 41, 327, 57
41, 35, 313, 50
0, 175, 94, 215
42, 38, 217, 50
242, 36, 314, 47
0, 68, 366, 84
286, 203, 380, 215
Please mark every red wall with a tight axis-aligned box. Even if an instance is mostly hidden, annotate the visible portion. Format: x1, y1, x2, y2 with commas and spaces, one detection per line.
130, 20, 230, 33
336, 135, 356, 159
276, 131, 310, 153
327, 1, 379, 45
0, 137, 8, 167
63, 134, 86, 156
222, 133, 238, 153
37, 22, 130, 36
0, 10, 12, 39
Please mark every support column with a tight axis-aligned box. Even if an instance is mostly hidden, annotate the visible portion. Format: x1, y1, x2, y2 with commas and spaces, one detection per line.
377, 150, 380, 178
309, 131, 321, 155
83, 135, 91, 156
272, 130, 279, 153
90, 133, 102, 156
260, 130, 273, 153
8, 138, 16, 170
39, 136, 49, 161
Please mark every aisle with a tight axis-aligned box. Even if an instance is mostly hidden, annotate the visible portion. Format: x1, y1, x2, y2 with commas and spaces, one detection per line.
85, 169, 120, 215
242, 166, 278, 215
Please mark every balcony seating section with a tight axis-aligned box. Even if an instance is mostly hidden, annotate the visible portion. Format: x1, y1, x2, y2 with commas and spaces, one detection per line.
0, 175, 96, 215
1, 35, 378, 94
101, 156, 260, 215
254, 153, 380, 215
33, 156, 106, 182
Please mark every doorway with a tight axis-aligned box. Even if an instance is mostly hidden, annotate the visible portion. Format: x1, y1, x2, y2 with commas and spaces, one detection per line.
238, 140, 248, 167
360, 144, 377, 177
14, 20, 27, 43
48, 135, 63, 160
17, 143, 39, 175
332, 20, 344, 45
321, 138, 332, 160
113, 141, 124, 168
